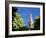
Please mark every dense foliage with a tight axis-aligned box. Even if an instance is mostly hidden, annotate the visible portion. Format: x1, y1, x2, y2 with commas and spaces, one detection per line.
34, 16, 40, 30
12, 12, 25, 31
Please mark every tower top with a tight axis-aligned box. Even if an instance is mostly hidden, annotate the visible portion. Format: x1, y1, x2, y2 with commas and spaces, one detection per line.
30, 13, 32, 17
29, 13, 32, 21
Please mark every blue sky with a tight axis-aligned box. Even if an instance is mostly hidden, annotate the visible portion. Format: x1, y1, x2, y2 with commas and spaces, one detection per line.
15, 7, 40, 26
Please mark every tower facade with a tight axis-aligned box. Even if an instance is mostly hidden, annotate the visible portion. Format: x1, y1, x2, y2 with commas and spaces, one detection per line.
29, 14, 34, 29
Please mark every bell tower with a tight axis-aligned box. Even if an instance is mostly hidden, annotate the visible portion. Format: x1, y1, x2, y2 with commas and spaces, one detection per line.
29, 14, 34, 30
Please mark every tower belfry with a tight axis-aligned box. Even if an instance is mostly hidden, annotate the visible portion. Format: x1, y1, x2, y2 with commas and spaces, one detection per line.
29, 13, 34, 29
